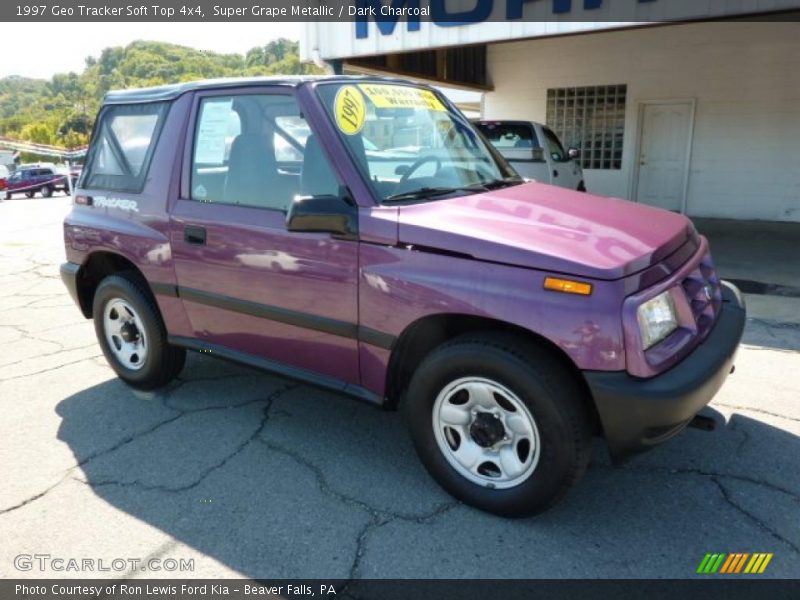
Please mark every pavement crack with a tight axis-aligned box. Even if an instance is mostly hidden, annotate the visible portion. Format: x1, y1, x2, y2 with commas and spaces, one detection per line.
255, 431, 459, 586
343, 516, 388, 587
711, 476, 800, 555
731, 419, 752, 457
176, 372, 260, 384
617, 463, 800, 504
80, 383, 298, 494
0, 354, 104, 382
715, 402, 800, 423
257, 436, 459, 523
1, 384, 298, 512
0, 342, 97, 370
0, 476, 69, 516
76, 413, 185, 468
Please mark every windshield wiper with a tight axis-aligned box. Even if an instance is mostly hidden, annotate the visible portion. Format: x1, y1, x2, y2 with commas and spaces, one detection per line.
384, 185, 487, 203
480, 177, 525, 190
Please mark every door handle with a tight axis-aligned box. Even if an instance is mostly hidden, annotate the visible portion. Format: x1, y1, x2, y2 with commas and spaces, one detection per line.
184, 225, 207, 245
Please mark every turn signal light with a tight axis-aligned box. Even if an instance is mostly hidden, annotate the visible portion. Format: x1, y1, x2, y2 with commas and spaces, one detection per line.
74, 195, 92, 206
543, 277, 593, 296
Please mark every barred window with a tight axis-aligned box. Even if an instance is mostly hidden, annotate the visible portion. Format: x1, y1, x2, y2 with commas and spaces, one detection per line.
546, 84, 626, 170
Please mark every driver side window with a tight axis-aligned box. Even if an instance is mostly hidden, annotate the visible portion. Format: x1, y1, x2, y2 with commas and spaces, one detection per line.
190, 93, 339, 211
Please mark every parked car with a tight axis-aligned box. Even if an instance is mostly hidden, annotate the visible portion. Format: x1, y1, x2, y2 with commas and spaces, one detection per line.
60, 76, 745, 517
474, 120, 586, 191
5, 164, 75, 199
0, 165, 8, 191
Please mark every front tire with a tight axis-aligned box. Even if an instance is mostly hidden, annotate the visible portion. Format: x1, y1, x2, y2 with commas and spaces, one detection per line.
93, 272, 186, 390
405, 333, 593, 517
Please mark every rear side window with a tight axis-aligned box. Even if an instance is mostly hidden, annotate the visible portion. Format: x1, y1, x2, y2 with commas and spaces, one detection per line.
476, 122, 538, 149
474, 122, 542, 162
81, 102, 168, 192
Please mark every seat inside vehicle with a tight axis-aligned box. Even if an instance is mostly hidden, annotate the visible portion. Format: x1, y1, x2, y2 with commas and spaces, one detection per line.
224, 133, 289, 209
300, 135, 337, 197
220, 95, 301, 211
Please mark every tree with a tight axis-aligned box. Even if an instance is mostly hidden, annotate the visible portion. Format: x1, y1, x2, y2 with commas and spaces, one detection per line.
0, 38, 322, 147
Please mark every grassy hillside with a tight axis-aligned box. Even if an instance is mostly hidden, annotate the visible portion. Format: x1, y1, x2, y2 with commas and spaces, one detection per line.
0, 38, 320, 149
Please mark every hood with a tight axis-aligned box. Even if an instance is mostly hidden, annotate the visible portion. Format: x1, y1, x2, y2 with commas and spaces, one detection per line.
397, 182, 695, 280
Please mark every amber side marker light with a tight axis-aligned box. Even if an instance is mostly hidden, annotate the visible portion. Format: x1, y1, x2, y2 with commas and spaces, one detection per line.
543, 277, 593, 296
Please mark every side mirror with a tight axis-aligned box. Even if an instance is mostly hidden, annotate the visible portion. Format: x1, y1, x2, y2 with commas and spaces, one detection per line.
286, 193, 358, 240
568, 147, 581, 160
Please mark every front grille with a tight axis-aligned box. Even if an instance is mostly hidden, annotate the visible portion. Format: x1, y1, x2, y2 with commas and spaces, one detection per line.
680, 252, 722, 339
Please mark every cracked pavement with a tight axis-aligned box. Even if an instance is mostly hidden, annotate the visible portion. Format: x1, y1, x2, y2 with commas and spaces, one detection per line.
1, 197, 799, 579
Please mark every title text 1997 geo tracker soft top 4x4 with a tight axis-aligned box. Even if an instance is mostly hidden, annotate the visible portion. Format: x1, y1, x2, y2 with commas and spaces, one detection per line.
60, 76, 745, 517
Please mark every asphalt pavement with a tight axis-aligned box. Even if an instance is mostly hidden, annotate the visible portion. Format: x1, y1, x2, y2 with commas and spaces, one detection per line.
1, 196, 799, 580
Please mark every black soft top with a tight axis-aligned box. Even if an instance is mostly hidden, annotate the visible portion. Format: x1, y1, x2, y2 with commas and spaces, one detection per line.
103, 74, 422, 105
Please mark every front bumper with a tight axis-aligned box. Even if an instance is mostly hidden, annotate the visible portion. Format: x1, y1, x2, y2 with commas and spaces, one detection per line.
60, 262, 82, 310
585, 282, 746, 462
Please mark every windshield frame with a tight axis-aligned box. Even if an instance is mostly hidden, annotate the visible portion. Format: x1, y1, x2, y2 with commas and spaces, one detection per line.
313, 80, 521, 206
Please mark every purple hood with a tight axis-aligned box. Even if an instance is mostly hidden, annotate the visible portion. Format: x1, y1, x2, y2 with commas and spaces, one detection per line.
397, 182, 695, 281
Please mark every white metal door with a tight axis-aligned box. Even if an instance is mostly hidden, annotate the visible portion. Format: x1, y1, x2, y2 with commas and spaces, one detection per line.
635, 101, 695, 212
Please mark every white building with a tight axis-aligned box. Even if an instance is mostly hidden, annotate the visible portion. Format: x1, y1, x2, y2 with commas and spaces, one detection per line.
301, 2, 800, 222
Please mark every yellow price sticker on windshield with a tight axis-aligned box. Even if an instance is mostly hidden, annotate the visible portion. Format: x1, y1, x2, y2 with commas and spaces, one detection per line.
358, 84, 446, 112
334, 85, 366, 135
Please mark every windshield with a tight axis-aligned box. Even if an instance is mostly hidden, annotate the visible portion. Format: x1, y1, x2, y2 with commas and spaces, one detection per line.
318, 82, 520, 203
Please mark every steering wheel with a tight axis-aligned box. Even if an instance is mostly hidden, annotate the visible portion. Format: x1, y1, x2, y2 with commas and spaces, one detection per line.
399, 155, 442, 186
472, 161, 497, 182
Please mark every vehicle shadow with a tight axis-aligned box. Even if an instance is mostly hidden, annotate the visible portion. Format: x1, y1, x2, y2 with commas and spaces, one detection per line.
54, 352, 800, 579
740, 317, 800, 352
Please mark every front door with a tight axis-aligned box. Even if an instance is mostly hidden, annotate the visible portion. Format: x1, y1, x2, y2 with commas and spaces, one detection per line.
635, 101, 695, 212
169, 88, 359, 383
541, 126, 582, 190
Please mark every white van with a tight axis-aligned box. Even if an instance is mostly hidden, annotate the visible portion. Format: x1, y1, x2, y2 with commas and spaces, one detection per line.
474, 120, 585, 192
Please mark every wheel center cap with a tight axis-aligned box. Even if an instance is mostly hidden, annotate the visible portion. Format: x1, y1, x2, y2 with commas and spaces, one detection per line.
469, 413, 505, 448
119, 321, 140, 343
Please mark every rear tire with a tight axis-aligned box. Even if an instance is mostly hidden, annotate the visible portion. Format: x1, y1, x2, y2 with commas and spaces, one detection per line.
40, 185, 52, 198
405, 332, 593, 517
93, 272, 186, 390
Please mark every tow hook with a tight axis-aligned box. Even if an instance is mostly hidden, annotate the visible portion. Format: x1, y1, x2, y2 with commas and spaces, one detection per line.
688, 414, 717, 432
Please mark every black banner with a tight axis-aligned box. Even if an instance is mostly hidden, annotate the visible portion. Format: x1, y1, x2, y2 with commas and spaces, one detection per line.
5, 579, 800, 600
2, 0, 800, 22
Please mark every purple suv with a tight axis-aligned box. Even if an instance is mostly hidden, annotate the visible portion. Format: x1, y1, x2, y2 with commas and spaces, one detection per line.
61, 76, 745, 516
6, 164, 74, 199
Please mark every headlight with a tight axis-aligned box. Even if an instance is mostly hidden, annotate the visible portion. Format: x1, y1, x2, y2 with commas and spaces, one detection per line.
637, 290, 678, 349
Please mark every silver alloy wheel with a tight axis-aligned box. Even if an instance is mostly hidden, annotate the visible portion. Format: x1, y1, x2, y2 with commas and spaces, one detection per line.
432, 377, 541, 489
103, 298, 148, 371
